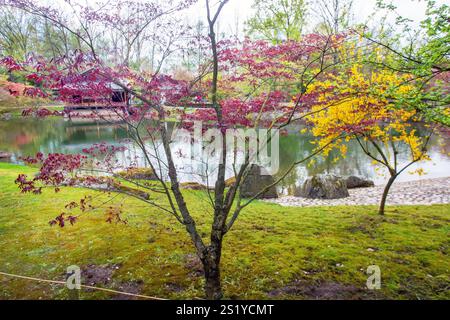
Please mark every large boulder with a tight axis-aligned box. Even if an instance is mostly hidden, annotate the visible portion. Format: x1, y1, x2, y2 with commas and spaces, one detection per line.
295, 174, 349, 199
180, 182, 213, 191
117, 167, 157, 180
224, 176, 236, 187
240, 164, 278, 199
345, 176, 374, 189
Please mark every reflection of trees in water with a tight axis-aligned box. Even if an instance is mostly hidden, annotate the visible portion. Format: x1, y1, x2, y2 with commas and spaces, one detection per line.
432, 131, 450, 159
64, 122, 130, 145
0, 118, 131, 158
276, 133, 375, 193
275, 123, 450, 191
320, 140, 373, 179
0, 118, 66, 156
276, 133, 312, 194
1, 119, 449, 186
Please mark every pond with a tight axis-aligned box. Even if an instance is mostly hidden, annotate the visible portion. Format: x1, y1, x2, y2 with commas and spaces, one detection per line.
0, 117, 449, 193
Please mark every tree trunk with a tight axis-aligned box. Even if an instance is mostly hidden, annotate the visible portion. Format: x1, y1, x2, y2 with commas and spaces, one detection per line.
202, 249, 223, 300
379, 175, 397, 215
204, 260, 222, 300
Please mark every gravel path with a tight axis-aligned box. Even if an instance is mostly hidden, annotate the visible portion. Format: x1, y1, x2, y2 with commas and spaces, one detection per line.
265, 177, 450, 207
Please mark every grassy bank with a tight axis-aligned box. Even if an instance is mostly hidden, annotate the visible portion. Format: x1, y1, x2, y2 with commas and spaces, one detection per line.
0, 105, 63, 118
0, 162, 448, 299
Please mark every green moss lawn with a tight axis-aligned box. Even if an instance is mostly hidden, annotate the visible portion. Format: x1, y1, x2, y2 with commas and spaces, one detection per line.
0, 163, 448, 299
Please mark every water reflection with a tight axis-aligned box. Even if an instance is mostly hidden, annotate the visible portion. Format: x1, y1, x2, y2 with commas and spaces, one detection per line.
0, 118, 449, 191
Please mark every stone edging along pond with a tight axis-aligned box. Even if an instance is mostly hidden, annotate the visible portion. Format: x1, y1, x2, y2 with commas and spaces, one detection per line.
264, 177, 450, 207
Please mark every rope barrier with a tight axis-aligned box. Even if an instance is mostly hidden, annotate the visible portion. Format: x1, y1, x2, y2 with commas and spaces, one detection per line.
0, 271, 167, 300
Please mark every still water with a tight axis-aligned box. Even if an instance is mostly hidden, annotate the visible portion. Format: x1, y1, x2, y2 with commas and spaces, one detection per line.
0, 117, 449, 192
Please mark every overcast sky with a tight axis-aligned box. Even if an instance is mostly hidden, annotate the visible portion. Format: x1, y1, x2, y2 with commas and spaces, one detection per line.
186, 0, 447, 36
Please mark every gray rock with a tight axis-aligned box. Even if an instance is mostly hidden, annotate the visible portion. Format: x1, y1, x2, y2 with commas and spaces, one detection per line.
0, 113, 12, 121
240, 164, 278, 199
117, 167, 157, 180
296, 174, 349, 199
345, 176, 374, 189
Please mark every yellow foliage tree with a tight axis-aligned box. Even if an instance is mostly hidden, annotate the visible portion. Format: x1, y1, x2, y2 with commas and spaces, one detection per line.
305, 64, 434, 215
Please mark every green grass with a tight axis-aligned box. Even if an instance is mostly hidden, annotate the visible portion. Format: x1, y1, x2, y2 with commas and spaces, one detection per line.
0, 162, 448, 299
